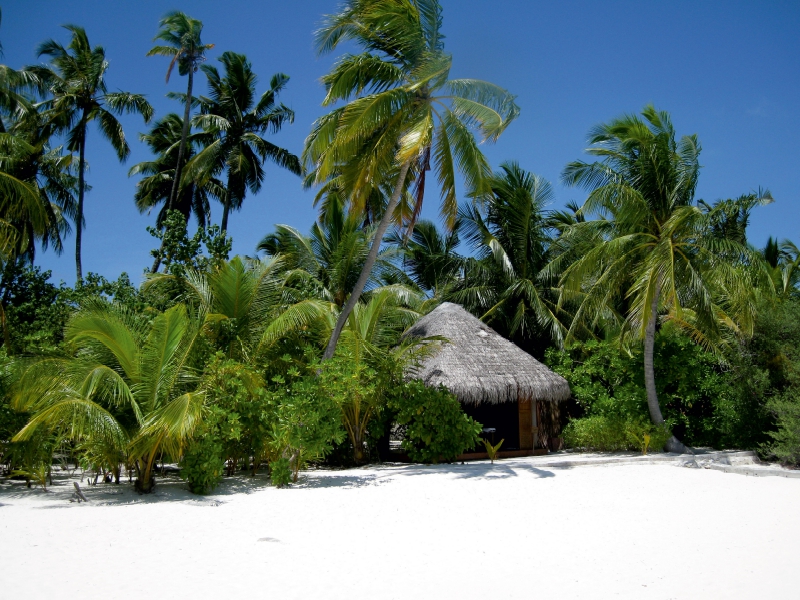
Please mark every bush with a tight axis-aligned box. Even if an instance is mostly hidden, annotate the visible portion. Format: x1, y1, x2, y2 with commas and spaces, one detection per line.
388, 381, 482, 463
767, 391, 800, 464
269, 457, 292, 488
181, 436, 225, 494
269, 360, 347, 480
180, 356, 275, 493
563, 415, 671, 453
545, 326, 761, 449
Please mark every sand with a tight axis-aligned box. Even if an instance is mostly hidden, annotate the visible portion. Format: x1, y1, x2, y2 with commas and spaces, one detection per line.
1, 458, 797, 599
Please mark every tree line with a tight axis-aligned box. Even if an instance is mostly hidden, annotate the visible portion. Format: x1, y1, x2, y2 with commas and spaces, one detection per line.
1, 1, 799, 494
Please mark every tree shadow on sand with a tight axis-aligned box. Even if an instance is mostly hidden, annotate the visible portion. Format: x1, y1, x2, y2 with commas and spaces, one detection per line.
292, 473, 385, 489
291, 460, 556, 489
0, 471, 275, 509
387, 461, 556, 481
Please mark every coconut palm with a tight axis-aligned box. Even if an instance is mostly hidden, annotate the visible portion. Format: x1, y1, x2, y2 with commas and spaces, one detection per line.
764, 238, 800, 299
258, 200, 402, 309
183, 52, 301, 233
32, 26, 153, 280
0, 67, 45, 132
453, 162, 563, 352
304, 0, 519, 360
0, 66, 54, 259
389, 218, 462, 297
149, 255, 331, 362
552, 105, 767, 452
0, 107, 78, 262
323, 287, 424, 463
146, 12, 214, 214
0, 143, 47, 259
12, 301, 207, 492
130, 113, 223, 232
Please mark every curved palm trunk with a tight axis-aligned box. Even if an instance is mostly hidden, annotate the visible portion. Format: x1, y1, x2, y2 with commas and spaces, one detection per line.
643, 287, 688, 453
152, 70, 195, 274
75, 113, 88, 283
323, 159, 412, 360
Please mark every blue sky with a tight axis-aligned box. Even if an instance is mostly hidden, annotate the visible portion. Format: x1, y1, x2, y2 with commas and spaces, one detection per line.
3, 0, 799, 286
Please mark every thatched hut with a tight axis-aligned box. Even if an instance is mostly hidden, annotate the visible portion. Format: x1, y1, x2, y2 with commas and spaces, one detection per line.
404, 302, 570, 454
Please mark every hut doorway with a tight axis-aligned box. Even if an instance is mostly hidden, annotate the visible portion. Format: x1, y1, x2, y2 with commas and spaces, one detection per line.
462, 401, 521, 451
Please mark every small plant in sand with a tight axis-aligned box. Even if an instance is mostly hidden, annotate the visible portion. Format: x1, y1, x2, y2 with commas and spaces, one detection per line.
482, 438, 504, 464
627, 430, 652, 455
268, 457, 292, 488
12, 462, 49, 491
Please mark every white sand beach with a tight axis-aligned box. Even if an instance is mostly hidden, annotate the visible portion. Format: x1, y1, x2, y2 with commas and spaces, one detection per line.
1, 458, 798, 600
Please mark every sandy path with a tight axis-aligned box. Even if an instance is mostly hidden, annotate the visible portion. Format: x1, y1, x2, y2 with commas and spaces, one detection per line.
1, 459, 797, 599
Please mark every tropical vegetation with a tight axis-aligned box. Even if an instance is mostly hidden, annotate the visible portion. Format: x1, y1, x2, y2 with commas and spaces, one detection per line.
1, 1, 799, 497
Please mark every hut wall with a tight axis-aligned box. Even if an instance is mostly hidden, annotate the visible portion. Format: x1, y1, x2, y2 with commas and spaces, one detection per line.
462, 401, 520, 451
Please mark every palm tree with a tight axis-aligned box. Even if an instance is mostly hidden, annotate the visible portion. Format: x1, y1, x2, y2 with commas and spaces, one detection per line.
0, 107, 78, 262
322, 287, 424, 463
764, 238, 800, 299
146, 11, 214, 215
32, 26, 153, 281
389, 218, 462, 297
184, 52, 301, 233
148, 255, 331, 362
552, 105, 767, 452
258, 200, 401, 309
304, 0, 519, 360
0, 63, 53, 260
454, 161, 563, 352
699, 190, 773, 247
12, 301, 207, 492
0, 159, 48, 262
130, 113, 223, 232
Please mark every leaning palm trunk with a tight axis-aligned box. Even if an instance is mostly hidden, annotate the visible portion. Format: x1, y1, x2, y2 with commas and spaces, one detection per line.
643, 287, 688, 453
323, 160, 411, 360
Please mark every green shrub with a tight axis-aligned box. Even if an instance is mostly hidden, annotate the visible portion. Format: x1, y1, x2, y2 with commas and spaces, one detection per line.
269, 360, 347, 479
766, 392, 800, 464
563, 415, 671, 452
388, 381, 482, 463
269, 457, 292, 488
180, 356, 275, 493
545, 325, 766, 449
202, 355, 276, 476
181, 436, 225, 494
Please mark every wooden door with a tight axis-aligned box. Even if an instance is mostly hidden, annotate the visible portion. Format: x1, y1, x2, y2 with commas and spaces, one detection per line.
518, 398, 533, 450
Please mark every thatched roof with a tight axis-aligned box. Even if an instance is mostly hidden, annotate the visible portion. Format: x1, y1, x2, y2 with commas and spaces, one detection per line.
403, 302, 571, 405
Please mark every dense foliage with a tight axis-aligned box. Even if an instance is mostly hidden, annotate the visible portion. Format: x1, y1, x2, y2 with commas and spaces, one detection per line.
1, 0, 800, 501
387, 380, 482, 463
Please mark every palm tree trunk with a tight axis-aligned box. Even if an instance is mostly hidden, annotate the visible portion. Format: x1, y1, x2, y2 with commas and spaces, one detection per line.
221, 202, 230, 233
323, 159, 412, 360
167, 68, 193, 213
643, 286, 688, 453
75, 113, 87, 282
136, 454, 156, 494
152, 71, 194, 274
151, 241, 165, 273
221, 171, 233, 233
0, 302, 9, 349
